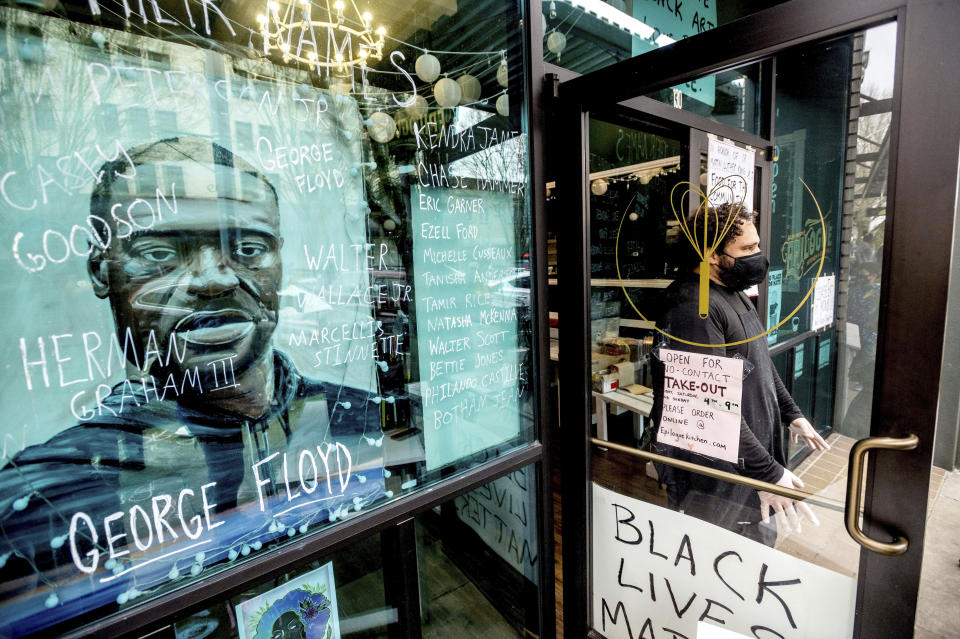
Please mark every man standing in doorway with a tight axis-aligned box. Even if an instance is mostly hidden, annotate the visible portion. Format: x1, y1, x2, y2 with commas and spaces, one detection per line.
651, 202, 828, 546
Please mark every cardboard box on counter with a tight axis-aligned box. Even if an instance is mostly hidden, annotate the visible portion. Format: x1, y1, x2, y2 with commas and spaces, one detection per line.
592, 372, 619, 393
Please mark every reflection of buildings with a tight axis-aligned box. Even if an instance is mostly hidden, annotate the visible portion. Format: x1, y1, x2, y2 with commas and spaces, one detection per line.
0, 6, 359, 198
834, 30, 893, 440
0, 5, 382, 433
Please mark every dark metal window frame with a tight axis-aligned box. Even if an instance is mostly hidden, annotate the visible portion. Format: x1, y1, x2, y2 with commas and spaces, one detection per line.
66, 445, 546, 639
552, 0, 960, 637
51, 0, 557, 636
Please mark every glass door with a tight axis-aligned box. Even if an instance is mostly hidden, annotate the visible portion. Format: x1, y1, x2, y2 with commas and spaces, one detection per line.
551, 3, 959, 637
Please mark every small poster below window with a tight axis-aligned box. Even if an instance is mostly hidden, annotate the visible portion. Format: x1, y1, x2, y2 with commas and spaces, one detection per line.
235, 561, 340, 639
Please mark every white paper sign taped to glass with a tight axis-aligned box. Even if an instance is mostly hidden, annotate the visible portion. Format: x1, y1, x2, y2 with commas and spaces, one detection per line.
658, 348, 743, 463
410, 185, 525, 470
707, 138, 755, 214
810, 274, 835, 331
591, 483, 856, 639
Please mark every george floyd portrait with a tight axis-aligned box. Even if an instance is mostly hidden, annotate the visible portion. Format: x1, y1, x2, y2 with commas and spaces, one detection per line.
0, 135, 384, 611
0, 36, 386, 631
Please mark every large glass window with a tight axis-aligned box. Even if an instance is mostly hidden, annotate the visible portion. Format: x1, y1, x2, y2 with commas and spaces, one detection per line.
834, 23, 895, 441
767, 37, 850, 346
581, 22, 897, 639
0, 1, 535, 635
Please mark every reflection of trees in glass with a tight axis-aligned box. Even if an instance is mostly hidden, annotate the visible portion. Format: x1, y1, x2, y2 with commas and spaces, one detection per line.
448, 114, 529, 254
0, 16, 104, 169
0, 11, 212, 186
850, 106, 890, 263
840, 79, 891, 435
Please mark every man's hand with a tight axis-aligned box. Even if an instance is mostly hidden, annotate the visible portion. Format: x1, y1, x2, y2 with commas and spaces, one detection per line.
757, 468, 820, 534
789, 417, 830, 451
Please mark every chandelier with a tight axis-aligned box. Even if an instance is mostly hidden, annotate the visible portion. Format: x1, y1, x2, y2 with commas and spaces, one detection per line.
257, 0, 387, 71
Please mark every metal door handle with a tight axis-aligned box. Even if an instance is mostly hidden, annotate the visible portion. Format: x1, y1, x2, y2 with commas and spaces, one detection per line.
845, 434, 919, 556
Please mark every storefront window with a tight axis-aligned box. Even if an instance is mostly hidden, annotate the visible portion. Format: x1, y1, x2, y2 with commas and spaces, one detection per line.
0, 1, 535, 635
767, 38, 849, 346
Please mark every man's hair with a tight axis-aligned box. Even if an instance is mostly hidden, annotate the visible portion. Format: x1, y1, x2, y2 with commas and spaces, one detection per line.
90, 136, 278, 216
671, 202, 757, 270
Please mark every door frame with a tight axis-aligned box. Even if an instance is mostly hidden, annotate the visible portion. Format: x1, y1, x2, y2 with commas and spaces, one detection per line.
549, 0, 960, 637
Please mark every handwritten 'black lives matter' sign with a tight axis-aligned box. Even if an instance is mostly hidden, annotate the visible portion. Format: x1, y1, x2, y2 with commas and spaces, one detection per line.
592, 484, 855, 639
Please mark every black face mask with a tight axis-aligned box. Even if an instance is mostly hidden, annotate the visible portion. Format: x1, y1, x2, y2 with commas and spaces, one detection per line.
718, 251, 769, 290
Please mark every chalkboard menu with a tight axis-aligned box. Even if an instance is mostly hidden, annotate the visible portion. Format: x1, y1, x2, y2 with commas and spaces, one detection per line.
588, 119, 684, 282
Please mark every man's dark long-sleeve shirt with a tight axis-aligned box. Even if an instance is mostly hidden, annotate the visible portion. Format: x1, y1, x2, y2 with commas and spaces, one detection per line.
651, 275, 803, 485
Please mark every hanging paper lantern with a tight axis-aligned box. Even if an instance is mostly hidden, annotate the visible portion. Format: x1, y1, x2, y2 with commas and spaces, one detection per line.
547, 31, 567, 59
366, 112, 396, 143
91, 31, 105, 50
497, 61, 509, 88
496, 94, 509, 117
434, 77, 462, 107
591, 178, 608, 196
405, 94, 429, 120
415, 53, 441, 83
383, 218, 396, 231
457, 74, 481, 104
